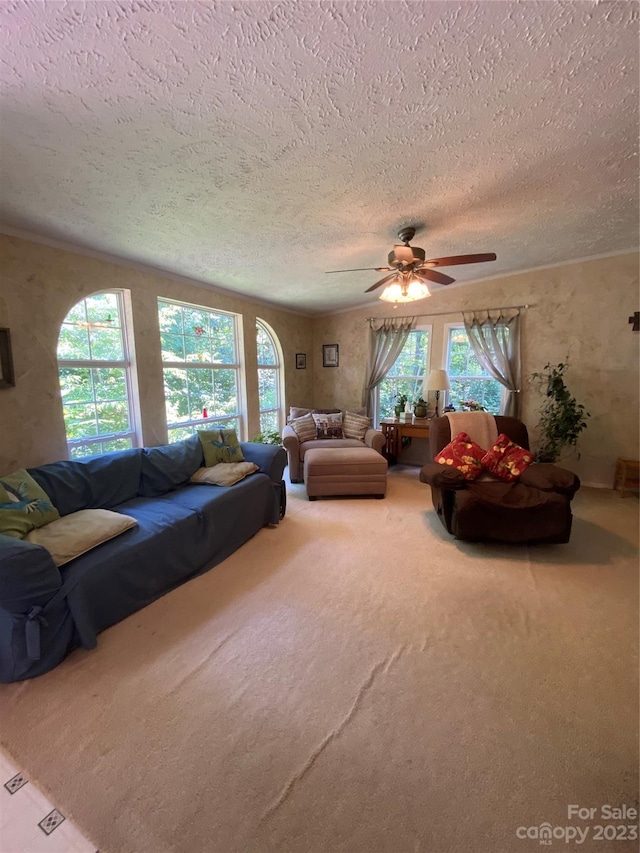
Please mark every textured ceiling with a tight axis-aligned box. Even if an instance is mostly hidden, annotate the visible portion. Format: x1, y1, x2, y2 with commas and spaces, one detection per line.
1, 1, 638, 315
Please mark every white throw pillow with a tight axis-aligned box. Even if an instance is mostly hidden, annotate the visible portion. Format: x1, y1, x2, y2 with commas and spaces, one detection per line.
343, 410, 371, 441
190, 462, 259, 486
26, 509, 138, 567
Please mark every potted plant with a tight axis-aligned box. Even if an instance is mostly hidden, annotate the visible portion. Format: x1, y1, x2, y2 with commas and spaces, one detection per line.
529, 361, 590, 462
413, 397, 428, 418
459, 400, 486, 412
251, 429, 282, 446
393, 393, 408, 418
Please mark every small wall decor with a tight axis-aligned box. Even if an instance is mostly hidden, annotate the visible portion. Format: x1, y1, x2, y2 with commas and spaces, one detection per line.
295, 353, 306, 369
629, 311, 639, 332
322, 344, 339, 368
0, 328, 15, 388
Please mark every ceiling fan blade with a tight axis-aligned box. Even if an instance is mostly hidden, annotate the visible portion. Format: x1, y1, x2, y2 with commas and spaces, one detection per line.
415, 268, 456, 286
365, 272, 398, 293
423, 253, 497, 267
325, 267, 392, 274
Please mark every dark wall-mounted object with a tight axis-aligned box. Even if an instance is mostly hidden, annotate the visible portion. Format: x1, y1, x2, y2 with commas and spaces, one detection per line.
0, 328, 15, 388
295, 353, 306, 369
629, 312, 639, 332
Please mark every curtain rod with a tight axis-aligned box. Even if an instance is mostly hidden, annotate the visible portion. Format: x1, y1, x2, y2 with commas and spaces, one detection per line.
365, 303, 534, 323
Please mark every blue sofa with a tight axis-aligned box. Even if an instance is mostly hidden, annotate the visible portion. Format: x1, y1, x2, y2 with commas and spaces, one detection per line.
0, 437, 286, 682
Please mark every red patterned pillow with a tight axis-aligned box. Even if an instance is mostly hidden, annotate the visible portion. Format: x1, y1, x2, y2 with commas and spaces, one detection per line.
434, 432, 485, 481
481, 434, 534, 482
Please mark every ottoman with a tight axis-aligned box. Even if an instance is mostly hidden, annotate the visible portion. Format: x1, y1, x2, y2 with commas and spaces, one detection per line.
303, 446, 387, 500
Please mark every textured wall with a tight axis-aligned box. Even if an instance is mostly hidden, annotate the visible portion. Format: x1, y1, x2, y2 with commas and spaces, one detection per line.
1, 235, 637, 487
0, 235, 313, 472
311, 253, 640, 486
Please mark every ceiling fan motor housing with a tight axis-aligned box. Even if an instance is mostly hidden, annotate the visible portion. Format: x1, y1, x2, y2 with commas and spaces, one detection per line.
388, 244, 426, 268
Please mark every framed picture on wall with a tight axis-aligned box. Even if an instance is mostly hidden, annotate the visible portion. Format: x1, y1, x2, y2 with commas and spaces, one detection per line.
322, 344, 339, 368
0, 328, 15, 389
296, 353, 306, 369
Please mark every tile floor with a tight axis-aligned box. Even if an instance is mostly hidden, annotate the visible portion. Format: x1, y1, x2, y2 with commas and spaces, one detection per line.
0, 749, 96, 853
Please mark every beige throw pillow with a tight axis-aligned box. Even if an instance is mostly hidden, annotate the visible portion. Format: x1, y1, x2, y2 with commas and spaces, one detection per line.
288, 407, 311, 422
343, 410, 371, 441
289, 412, 317, 443
26, 509, 137, 567
190, 462, 259, 486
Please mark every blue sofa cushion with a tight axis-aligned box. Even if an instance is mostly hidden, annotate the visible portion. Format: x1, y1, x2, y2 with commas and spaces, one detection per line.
31, 449, 143, 513
30, 461, 93, 517
61, 475, 274, 648
83, 448, 143, 508
140, 436, 204, 497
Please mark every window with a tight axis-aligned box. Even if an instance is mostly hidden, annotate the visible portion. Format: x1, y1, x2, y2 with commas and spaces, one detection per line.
445, 326, 504, 414
376, 329, 431, 423
256, 320, 282, 434
57, 291, 137, 458
158, 299, 240, 442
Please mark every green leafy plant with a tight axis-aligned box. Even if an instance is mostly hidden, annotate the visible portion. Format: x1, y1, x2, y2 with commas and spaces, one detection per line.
393, 393, 408, 417
529, 361, 590, 463
413, 397, 428, 417
251, 429, 282, 446
459, 399, 486, 412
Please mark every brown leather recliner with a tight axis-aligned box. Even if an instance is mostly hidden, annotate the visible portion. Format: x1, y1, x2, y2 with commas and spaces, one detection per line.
419, 416, 580, 544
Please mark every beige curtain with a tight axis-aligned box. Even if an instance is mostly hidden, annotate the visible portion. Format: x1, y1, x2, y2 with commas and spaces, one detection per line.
462, 309, 521, 418
362, 317, 416, 418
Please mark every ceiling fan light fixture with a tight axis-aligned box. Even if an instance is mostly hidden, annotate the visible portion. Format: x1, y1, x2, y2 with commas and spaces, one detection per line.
378, 276, 430, 303
407, 278, 430, 300
378, 281, 404, 303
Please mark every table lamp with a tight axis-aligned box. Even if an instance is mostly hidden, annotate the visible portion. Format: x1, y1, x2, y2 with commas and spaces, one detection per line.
424, 369, 450, 418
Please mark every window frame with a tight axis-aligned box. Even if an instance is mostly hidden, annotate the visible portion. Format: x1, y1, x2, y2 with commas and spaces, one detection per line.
57, 290, 138, 458
374, 325, 432, 426
443, 323, 506, 414
158, 298, 242, 442
256, 319, 284, 434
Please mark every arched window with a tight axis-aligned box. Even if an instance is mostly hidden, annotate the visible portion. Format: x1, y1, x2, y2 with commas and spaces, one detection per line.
57, 291, 137, 458
256, 320, 283, 435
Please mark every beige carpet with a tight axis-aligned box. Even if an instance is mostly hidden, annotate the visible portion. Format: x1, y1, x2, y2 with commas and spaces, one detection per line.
0, 468, 638, 853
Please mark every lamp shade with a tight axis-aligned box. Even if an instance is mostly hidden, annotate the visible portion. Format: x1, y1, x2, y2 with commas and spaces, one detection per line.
424, 368, 450, 395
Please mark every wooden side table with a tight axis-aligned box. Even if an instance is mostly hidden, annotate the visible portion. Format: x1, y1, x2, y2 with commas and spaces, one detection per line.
380, 418, 430, 463
613, 458, 640, 497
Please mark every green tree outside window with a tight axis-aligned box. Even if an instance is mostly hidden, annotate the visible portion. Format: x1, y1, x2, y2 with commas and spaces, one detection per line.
158, 299, 241, 442
378, 330, 431, 421
256, 320, 282, 435
446, 327, 504, 414
57, 292, 135, 457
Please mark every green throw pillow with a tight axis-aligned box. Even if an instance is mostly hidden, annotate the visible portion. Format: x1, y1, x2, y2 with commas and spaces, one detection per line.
197, 429, 245, 466
0, 469, 60, 539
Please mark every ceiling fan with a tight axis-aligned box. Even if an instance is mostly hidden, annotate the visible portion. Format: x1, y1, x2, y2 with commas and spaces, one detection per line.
326, 227, 497, 302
